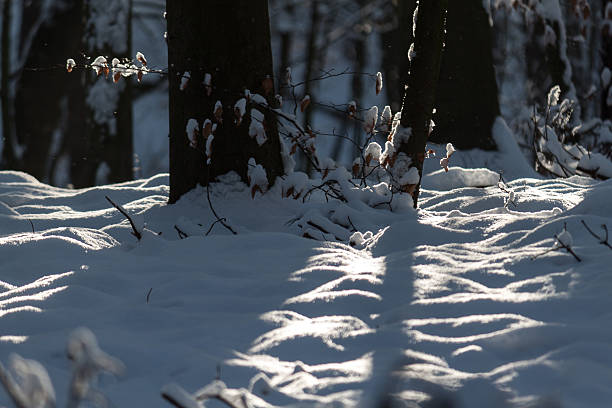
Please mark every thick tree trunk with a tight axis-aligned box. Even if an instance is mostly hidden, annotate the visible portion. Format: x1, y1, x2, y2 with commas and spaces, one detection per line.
167, 0, 283, 203
397, 0, 447, 208
432, 0, 499, 150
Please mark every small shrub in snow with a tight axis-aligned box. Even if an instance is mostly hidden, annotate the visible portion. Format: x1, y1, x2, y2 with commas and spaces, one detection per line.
0, 328, 123, 408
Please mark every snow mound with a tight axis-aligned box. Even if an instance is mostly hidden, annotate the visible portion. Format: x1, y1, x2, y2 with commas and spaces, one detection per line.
424, 167, 498, 190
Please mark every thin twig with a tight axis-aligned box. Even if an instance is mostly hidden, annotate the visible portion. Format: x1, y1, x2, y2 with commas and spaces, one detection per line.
205, 167, 237, 236
105, 195, 142, 240
553, 233, 582, 262
581, 220, 612, 250
174, 225, 188, 239
146, 288, 153, 303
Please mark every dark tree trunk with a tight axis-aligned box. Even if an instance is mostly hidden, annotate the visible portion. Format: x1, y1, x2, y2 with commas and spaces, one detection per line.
602, 1, 612, 120
106, 0, 133, 184
1, 0, 16, 171
167, 0, 283, 203
73, 0, 133, 188
398, 0, 447, 208
12, 1, 85, 183
432, 0, 499, 150
380, 0, 416, 113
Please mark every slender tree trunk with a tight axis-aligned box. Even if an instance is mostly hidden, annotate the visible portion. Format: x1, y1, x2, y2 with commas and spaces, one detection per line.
14, 1, 84, 183
602, 1, 612, 120
380, 0, 416, 113
167, 0, 283, 203
1, 0, 16, 170
432, 0, 499, 150
397, 0, 447, 208
106, 0, 133, 183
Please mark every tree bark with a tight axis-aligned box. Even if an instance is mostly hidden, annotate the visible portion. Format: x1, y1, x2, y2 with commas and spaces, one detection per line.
380, 0, 416, 113
432, 0, 499, 150
398, 0, 447, 208
1, 0, 16, 171
167, 0, 283, 203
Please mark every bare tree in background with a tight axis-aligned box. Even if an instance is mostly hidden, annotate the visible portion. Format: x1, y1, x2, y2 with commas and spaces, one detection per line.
432, 0, 500, 150
167, 0, 283, 203
74, 0, 133, 187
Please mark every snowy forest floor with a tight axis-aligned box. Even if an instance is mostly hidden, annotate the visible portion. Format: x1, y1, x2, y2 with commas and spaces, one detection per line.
1, 152, 612, 407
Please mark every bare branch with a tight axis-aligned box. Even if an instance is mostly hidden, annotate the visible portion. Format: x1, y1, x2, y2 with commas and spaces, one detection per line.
105, 195, 142, 240
581, 220, 612, 250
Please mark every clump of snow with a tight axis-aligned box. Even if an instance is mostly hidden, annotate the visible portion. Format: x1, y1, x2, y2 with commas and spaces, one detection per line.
91, 55, 108, 76
249, 109, 267, 146
234, 98, 247, 125
185, 118, 198, 147
363, 106, 378, 134
282, 172, 309, 199
364, 142, 382, 165
380, 105, 392, 131
66, 58, 76, 73
578, 153, 612, 178
247, 158, 268, 198
136, 51, 147, 66
180, 72, 190, 91
375, 72, 383, 95
349, 230, 373, 249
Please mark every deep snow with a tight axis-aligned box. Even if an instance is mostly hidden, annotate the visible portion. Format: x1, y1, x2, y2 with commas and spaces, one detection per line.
1, 147, 612, 407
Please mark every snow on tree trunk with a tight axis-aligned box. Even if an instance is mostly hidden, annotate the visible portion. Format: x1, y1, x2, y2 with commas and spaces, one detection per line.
432, 0, 500, 150
395, 0, 448, 209
167, 0, 283, 204
74, 0, 133, 188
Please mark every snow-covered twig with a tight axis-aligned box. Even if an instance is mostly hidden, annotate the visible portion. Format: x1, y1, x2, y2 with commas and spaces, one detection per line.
105, 195, 143, 240
554, 228, 581, 262
532, 223, 581, 262
581, 220, 612, 250
498, 173, 517, 208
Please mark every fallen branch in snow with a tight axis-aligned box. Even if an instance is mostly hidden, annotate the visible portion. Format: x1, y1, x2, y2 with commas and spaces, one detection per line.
174, 225, 189, 239
28, 219, 34, 233
581, 220, 612, 250
105, 195, 143, 241
146, 288, 153, 303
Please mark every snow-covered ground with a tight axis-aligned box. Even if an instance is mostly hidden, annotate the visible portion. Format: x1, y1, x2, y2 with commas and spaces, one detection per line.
1, 144, 612, 407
